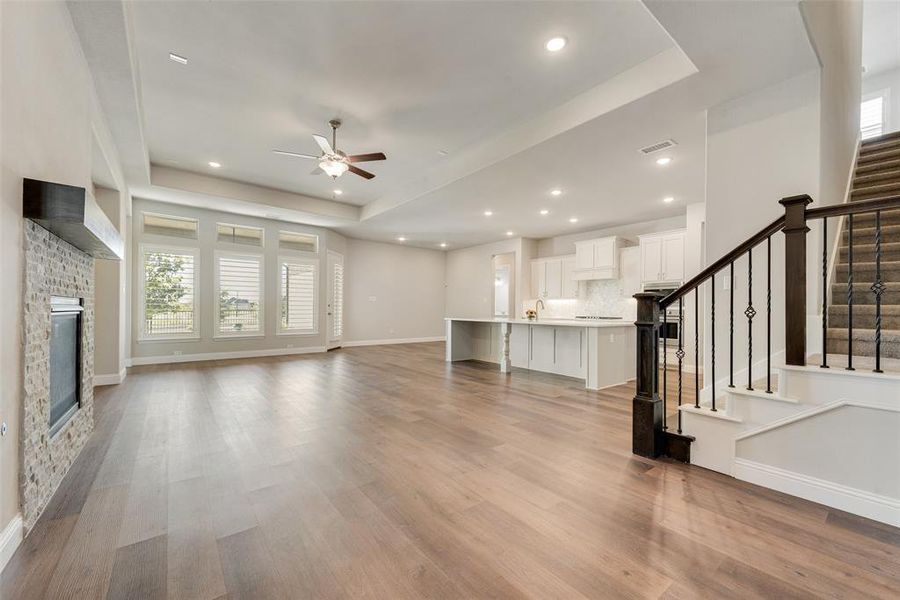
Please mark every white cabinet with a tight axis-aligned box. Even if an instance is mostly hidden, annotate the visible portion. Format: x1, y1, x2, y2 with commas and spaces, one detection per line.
554, 327, 585, 378
639, 230, 686, 284
520, 325, 586, 379
530, 255, 577, 299
530, 326, 556, 373
573, 236, 624, 280
620, 246, 641, 298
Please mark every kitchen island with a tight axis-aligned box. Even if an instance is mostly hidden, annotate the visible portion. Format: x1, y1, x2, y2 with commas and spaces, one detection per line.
445, 317, 635, 390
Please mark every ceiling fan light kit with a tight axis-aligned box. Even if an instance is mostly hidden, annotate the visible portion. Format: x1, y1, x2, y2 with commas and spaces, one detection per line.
273, 118, 386, 180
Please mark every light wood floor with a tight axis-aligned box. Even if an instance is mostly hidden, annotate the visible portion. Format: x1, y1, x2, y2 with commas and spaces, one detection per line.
2, 342, 898, 599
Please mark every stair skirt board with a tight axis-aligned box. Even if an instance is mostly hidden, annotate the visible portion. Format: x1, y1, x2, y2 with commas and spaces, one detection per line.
733, 459, 900, 528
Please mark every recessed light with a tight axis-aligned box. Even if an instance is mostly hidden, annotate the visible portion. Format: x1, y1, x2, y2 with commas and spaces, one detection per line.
439, 242, 447, 248
438, 150, 449, 156
333, 189, 343, 195
506, 231, 514, 236
569, 217, 579, 223
656, 157, 672, 166
550, 189, 563, 196
169, 53, 188, 65
663, 196, 675, 203
397, 236, 406, 242
540, 209, 549, 216
208, 161, 221, 168
484, 210, 493, 216
545, 36, 567, 52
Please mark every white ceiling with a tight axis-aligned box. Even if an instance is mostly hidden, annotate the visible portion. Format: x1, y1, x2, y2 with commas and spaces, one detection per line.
131, 0, 675, 207
73, 0, 821, 250
863, 0, 900, 76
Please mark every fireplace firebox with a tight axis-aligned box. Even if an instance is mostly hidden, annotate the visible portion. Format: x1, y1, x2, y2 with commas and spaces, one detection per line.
49, 296, 83, 437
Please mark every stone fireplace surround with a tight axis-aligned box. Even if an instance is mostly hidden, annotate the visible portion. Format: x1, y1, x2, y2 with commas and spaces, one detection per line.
21, 220, 95, 532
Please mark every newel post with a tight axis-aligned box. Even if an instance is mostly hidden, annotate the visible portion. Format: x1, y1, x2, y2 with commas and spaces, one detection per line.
633, 292, 662, 458
780, 194, 813, 366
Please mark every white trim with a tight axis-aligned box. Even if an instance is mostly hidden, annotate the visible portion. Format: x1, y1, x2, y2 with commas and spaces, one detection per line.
0, 514, 23, 575
214, 250, 265, 338
700, 349, 785, 402
138, 243, 201, 341
735, 399, 898, 441
130, 346, 327, 366
342, 336, 446, 347
277, 255, 319, 335
93, 368, 127, 386
734, 458, 900, 528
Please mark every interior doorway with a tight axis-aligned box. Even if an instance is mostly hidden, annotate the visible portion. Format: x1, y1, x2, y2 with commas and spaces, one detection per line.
492, 252, 516, 318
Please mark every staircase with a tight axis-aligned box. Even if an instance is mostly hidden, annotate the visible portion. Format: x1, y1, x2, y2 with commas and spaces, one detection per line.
828, 130, 900, 360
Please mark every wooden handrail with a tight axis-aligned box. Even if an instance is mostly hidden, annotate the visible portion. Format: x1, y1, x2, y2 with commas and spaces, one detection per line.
659, 215, 785, 309
806, 194, 900, 220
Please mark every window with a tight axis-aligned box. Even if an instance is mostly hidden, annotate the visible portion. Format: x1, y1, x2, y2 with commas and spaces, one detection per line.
861, 95, 885, 140
332, 260, 344, 339
279, 258, 318, 334
279, 230, 318, 253
140, 246, 198, 339
217, 223, 264, 247
215, 253, 263, 336
142, 213, 198, 239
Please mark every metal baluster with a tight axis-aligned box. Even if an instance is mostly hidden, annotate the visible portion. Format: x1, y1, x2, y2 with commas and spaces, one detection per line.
694, 288, 700, 409
711, 276, 717, 411
821, 218, 829, 368
677, 298, 684, 434
766, 236, 772, 394
847, 214, 855, 371
873, 210, 884, 373
662, 310, 668, 429
746, 248, 755, 390
729, 261, 734, 387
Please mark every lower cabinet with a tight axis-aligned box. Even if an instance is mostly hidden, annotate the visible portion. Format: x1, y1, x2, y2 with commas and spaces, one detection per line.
511, 324, 586, 379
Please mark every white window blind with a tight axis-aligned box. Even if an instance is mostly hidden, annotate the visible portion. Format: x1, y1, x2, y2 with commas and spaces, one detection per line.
142, 247, 197, 338
280, 259, 317, 333
217, 223, 263, 246
142, 213, 198, 239
217, 254, 263, 335
861, 96, 884, 141
279, 231, 318, 253
333, 261, 344, 339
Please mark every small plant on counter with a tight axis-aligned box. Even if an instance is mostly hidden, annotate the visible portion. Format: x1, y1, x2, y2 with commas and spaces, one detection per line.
525, 309, 537, 320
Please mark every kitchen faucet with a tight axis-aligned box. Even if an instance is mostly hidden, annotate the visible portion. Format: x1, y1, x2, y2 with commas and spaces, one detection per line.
535, 298, 545, 320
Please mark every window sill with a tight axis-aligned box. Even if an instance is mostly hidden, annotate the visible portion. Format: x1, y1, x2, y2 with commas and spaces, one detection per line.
276, 330, 319, 337
137, 335, 201, 343
213, 333, 265, 340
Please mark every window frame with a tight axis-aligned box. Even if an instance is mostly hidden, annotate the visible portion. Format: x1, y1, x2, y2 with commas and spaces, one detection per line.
277, 256, 319, 336
141, 211, 200, 240
216, 222, 265, 248
861, 89, 890, 141
278, 230, 319, 254
213, 250, 266, 339
138, 243, 201, 342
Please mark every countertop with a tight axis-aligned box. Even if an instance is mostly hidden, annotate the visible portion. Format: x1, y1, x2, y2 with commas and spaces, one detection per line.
445, 317, 632, 329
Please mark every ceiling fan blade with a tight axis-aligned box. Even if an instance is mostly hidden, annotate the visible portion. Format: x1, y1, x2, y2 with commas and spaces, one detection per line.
310, 166, 324, 175
312, 134, 334, 155
348, 165, 375, 180
346, 152, 386, 163
273, 149, 319, 159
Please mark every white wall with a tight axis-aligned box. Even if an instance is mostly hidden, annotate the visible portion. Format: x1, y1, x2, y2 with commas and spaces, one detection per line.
343, 239, 446, 344
0, 0, 126, 547
445, 238, 527, 319
802, 0, 863, 209
706, 71, 821, 386
863, 66, 900, 134
94, 187, 127, 382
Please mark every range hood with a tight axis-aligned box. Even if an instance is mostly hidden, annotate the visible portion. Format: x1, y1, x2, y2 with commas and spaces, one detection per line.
23, 178, 124, 260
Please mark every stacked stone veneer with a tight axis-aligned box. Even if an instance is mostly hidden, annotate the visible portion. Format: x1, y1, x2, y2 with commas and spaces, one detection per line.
22, 220, 95, 532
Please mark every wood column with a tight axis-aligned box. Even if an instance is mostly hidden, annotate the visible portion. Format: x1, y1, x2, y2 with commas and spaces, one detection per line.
779, 194, 813, 366
633, 292, 662, 458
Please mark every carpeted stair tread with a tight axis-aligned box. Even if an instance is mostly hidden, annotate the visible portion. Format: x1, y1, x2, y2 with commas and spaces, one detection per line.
854, 168, 900, 187
856, 157, 900, 175
858, 146, 900, 165
828, 304, 900, 329
850, 180, 900, 200
861, 130, 900, 149
830, 283, 900, 305
839, 241, 900, 261
835, 260, 900, 277
825, 328, 900, 359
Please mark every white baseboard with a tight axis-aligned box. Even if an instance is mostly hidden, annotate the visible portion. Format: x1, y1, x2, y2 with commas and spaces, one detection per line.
342, 336, 445, 348
93, 368, 127, 386
733, 458, 900, 528
0, 513, 23, 575
130, 346, 327, 366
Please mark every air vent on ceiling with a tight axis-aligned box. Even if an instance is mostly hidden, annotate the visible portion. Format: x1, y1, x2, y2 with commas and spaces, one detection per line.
638, 139, 677, 155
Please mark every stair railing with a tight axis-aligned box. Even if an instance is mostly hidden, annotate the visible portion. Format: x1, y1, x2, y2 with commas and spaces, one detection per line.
632, 193, 900, 461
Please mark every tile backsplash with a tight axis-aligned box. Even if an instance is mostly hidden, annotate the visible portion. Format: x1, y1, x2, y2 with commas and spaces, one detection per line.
524, 279, 637, 320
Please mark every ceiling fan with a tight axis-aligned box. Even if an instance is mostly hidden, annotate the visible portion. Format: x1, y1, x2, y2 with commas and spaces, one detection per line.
272, 119, 386, 180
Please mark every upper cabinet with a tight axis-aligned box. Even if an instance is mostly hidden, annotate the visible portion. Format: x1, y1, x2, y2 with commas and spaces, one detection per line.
573, 236, 623, 280
531, 255, 577, 299
639, 229, 686, 284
